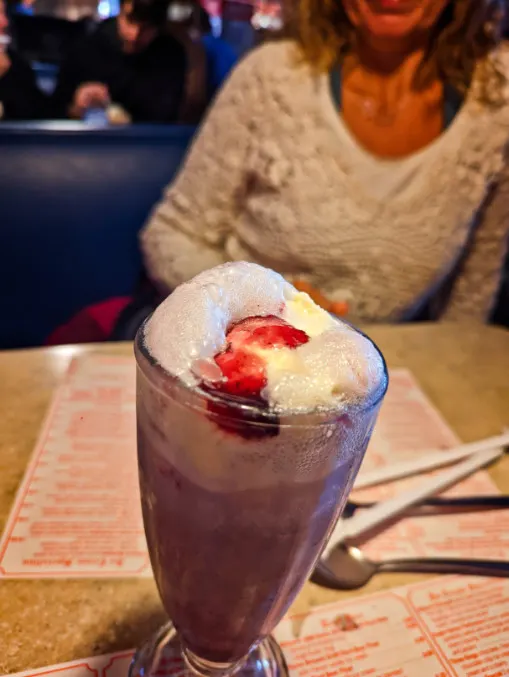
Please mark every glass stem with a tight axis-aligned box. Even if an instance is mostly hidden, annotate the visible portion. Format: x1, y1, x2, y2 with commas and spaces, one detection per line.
183, 647, 244, 677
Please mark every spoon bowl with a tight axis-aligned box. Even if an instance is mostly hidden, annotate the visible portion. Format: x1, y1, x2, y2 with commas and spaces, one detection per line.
312, 544, 509, 590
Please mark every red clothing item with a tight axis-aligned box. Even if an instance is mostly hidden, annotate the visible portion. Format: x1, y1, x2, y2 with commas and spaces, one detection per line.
46, 297, 131, 345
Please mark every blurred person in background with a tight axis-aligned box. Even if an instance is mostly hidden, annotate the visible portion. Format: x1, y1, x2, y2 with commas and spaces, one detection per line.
141, 0, 509, 323
0, 0, 48, 119
168, 0, 237, 98
52, 0, 191, 122
196, 2, 237, 97
221, 0, 256, 57
8, 0, 34, 16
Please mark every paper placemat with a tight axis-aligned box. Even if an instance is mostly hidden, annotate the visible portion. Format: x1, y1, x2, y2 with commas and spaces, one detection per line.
0, 355, 507, 578
0, 356, 149, 578
3, 652, 134, 677
352, 370, 509, 561
5, 576, 509, 676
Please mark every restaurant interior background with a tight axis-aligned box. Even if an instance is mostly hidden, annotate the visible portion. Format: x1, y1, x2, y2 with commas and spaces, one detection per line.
1, 5, 509, 676
0, 0, 287, 351
0, 0, 508, 353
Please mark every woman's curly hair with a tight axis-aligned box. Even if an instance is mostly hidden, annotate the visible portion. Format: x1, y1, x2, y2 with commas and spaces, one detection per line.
285, 0, 507, 103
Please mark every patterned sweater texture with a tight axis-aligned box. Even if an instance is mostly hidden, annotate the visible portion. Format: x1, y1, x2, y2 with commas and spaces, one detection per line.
141, 41, 509, 322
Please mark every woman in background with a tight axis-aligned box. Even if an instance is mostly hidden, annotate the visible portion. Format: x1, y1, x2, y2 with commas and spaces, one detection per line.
0, 0, 48, 119
141, 0, 509, 323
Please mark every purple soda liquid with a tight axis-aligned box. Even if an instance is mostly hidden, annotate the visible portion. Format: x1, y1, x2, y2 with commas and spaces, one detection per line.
136, 341, 383, 664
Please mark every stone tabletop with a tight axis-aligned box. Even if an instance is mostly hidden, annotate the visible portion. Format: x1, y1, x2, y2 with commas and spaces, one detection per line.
1, 324, 508, 674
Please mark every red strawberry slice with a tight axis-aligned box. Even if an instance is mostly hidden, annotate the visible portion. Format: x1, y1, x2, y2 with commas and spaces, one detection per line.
203, 315, 310, 439
227, 315, 309, 352
213, 315, 309, 399
214, 349, 266, 397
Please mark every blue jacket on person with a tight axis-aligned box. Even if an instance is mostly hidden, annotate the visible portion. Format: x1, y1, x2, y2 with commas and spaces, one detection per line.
201, 33, 237, 98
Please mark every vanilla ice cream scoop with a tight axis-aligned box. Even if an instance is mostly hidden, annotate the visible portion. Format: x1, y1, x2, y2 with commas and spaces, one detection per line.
144, 262, 386, 413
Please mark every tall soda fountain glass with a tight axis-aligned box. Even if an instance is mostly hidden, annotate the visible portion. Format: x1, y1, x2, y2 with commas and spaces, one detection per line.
130, 267, 388, 677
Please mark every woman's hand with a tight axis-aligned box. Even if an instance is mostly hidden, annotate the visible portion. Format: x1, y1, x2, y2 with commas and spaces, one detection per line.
292, 280, 349, 316
69, 82, 110, 119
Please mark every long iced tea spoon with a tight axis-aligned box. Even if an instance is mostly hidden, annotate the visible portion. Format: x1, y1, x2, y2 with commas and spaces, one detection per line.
343, 494, 509, 519
354, 430, 509, 489
323, 447, 503, 558
312, 544, 509, 590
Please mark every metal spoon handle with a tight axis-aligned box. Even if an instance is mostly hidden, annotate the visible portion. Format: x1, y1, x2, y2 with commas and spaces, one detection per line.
424, 496, 509, 508
332, 448, 503, 547
353, 495, 509, 510
380, 557, 509, 577
349, 495, 509, 518
407, 496, 509, 517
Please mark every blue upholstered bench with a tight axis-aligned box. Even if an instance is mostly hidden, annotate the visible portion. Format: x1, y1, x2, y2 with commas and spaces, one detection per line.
0, 122, 196, 348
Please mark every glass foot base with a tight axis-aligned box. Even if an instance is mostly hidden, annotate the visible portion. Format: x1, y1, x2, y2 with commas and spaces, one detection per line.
129, 621, 288, 677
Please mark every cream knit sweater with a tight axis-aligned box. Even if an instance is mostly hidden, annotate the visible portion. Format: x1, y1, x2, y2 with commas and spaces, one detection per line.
141, 41, 509, 322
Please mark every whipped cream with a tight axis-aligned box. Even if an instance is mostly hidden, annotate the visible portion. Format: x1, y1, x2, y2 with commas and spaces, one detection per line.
144, 262, 386, 412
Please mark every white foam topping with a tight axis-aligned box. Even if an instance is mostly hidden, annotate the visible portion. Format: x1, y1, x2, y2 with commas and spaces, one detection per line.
144, 262, 385, 412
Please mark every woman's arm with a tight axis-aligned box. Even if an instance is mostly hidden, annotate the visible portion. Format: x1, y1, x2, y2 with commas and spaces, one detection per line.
140, 47, 268, 292
442, 166, 509, 322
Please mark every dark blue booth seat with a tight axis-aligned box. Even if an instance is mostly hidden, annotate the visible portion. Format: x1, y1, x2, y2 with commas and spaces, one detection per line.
0, 122, 196, 349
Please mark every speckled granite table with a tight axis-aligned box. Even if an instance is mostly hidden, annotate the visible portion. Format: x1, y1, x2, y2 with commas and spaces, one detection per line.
1, 324, 508, 674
